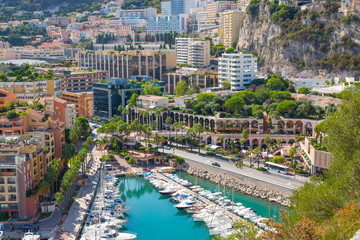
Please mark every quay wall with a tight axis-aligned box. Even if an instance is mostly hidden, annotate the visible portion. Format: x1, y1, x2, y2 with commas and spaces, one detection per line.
183, 161, 292, 206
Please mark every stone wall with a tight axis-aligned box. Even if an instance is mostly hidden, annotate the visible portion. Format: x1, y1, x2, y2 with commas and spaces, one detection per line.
184, 165, 291, 206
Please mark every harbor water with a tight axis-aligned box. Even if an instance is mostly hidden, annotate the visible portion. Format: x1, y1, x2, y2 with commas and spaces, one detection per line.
118, 172, 283, 240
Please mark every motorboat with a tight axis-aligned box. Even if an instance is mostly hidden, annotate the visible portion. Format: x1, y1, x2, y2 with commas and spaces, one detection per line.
209, 223, 233, 235
22, 232, 41, 240
175, 199, 196, 210
159, 187, 179, 195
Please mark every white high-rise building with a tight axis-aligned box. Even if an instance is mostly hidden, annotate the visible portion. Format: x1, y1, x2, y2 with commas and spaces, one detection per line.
161, 2, 172, 16
184, 0, 198, 14
218, 53, 258, 91
176, 38, 211, 67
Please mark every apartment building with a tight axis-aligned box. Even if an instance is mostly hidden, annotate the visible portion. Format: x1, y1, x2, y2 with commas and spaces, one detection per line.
161, 2, 172, 16
76, 51, 176, 81
60, 91, 94, 118
218, 53, 257, 91
37, 94, 76, 130
115, 8, 157, 18
176, 38, 211, 67
220, 11, 245, 48
0, 134, 56, 218
146, 15, 188, 34
56, 70, 107, 92
137, 95, 169, 109
340, 0, 360, 11
166, 68, 218, 94
0, 79, 62, 101
0, 41, 10, 50
93, 77, 165, 118
46, 17, 76, 26
0, 89, 17, 107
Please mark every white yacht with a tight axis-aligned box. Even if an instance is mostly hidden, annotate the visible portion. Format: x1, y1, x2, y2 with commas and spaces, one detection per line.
22, 232, 41, 240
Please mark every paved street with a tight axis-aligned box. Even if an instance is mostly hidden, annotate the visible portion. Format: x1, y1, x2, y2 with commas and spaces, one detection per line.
52, 144, 102, 240
164, 148, 306, 190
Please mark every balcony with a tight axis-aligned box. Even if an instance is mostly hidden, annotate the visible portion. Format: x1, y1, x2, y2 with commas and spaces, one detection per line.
7, 179, 15, 184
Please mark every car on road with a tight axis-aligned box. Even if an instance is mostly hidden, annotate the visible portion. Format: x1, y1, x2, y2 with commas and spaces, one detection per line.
212, 162, 221, 167
164, 146, 171, 150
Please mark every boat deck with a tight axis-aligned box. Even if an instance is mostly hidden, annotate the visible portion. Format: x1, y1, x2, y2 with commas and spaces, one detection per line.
153, 171, 245, 223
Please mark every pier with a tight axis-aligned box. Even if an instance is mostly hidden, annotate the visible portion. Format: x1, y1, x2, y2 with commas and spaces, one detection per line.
153, 171, 246, 224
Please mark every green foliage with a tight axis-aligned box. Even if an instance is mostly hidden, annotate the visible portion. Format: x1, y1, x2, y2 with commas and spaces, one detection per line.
298, 87, 310, 94
269, 90, 291, 101
6, 110, 18, 119
340, 14, 360, 24
272, 156, 285, 164
128, 93, 138, 106
276, 100, 297, 115
211, 44, 225, 57
291, 90, 360, 222
246, 0, 262, 16
175, 156, 184, 165
225, 47, 235, 53
141, 81, 162, 96
312, 53, 360, 71
175, 80, 189, 97
270, 4, 297, 25
225, 96, 246, 114
221, 80, 231, 90
256, 167, 268, 172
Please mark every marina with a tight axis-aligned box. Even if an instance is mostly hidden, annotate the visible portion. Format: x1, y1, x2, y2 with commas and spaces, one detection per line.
115, 169, 283, 240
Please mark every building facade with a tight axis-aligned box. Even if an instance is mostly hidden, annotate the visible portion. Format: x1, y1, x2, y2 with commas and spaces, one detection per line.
0, 89, 17, 107
76, 51, 176, 81
218, 53, 257, 91
220, 11, 244, 48
56, 70, 108, 92
93, 78, 166, 119
146, 15, 188, 34
175, 38, 211, 67
60, 91, 94, 118
171, 0, 184, 15
0, 79, 61, 101
161, 2, 172, 16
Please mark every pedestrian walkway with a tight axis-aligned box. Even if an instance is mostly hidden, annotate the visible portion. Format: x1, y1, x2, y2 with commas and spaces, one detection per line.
51, 157, 101, 240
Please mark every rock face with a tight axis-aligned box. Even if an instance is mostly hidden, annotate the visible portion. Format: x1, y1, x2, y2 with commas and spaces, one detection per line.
237, 2, 360, 79
186, 166, 290, 206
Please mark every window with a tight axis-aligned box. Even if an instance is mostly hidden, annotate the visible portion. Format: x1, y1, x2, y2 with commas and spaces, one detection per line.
11, 204, 18, 209
0, 204, 8, 209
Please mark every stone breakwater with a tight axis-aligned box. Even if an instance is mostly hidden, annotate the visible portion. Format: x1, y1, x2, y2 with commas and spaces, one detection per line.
186, 166, 291, 206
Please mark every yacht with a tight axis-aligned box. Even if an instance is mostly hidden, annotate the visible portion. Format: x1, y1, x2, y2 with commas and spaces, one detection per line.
22, 232, 41, 240
174, 199, 196, 210
209, 223, 233, 236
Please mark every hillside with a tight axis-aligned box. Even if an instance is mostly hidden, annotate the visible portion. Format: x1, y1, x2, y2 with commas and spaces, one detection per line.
238, 1, 360, 79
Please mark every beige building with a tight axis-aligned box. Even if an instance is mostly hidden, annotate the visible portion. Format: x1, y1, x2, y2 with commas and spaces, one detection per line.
175, 38, 211, 67
60, 91, 94, 118
300, 137, 333, 175
137, 95, 169, 109
220, 11, 245, 48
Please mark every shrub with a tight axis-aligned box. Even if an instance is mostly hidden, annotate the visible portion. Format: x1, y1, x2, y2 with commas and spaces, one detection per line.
340, 14, 360, 24
256, 167, 268, 172
272, 156, 286, 164
175, 156, 184, 165
235, 154, 242, 158
294, 169, 309, 174
6, 110, 18, 119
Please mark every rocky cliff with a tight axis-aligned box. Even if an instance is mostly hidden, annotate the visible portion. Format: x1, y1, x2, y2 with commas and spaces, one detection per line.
237, 1, 360, 79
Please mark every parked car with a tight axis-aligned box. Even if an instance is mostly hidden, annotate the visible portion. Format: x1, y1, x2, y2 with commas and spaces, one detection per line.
165, 146, 171, 150
212, 162, 221, 167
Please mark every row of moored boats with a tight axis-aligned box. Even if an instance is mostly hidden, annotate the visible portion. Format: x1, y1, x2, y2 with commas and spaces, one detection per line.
144, 172, 269, 238
81, 172, 137, 240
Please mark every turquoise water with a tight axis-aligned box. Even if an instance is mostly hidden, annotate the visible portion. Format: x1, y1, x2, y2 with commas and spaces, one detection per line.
118, 173, 284, 240
118, 177, 211, 240
177, 172, 283, 221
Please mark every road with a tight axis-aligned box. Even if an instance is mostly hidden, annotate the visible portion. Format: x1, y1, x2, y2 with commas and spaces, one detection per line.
164, 148, 306, 190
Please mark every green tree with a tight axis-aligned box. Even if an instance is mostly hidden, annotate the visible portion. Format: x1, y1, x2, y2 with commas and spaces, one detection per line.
298, 86, 310, 94
221, 80, 231, 90
62, 144, 76, 161
6, 110, 18, 119
175, 80, 189, 97
74, 117, 91, 138
189, 84, 200, 94
225, 96, 246, 114
55, 192, 64, 216
231, 41, 237, 49
69, 125, 81, 145
276, 100, 297, 115
141, 81, 162, 95
194, 123, 204, 153
186, 127, 196, 152
128, 93, 139, 106
266, 75, 286, 91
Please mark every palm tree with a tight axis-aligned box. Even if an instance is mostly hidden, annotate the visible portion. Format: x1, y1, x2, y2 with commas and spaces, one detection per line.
160, 134, 166, 153
165, 117, 173, 145
194, 123, 204, 153
173, 122, 179, 147
186, 127, 196, 152
154, 109, 162, 131
218, 136, 224, 148
51, 158, 63, 192
122, 107, 130, 123
179, 121, 186, 147
55, 192, 64, 217
150, 120, 157, 131
242, 130, 250, 150
154, 133, 160, 148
